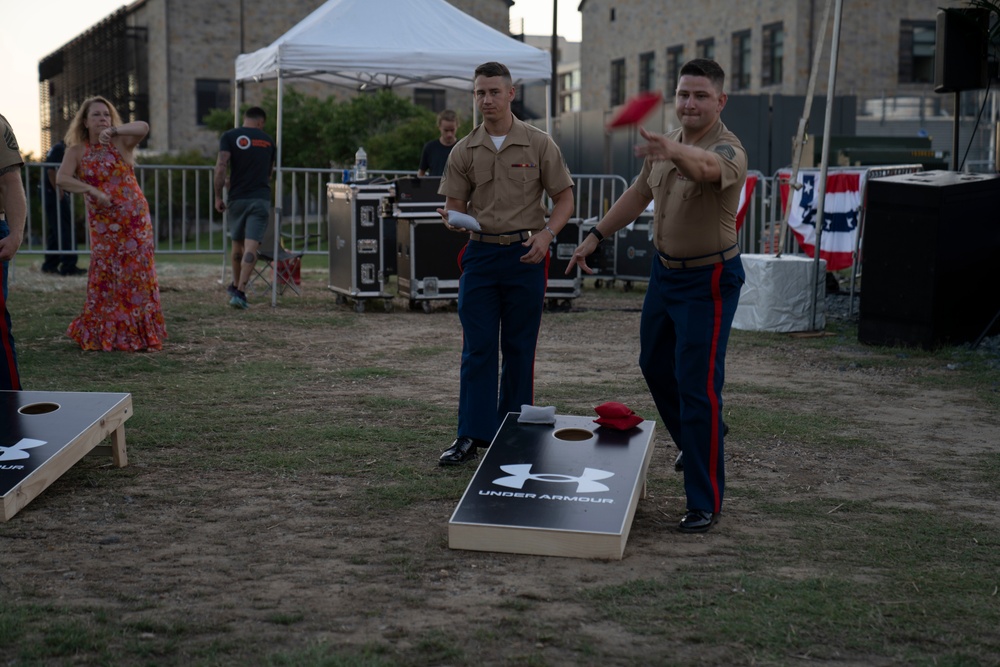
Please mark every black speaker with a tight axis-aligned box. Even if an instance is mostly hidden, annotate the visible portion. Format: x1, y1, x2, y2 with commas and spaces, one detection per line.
859, 171, 1000, 349
934, 9, 989, 93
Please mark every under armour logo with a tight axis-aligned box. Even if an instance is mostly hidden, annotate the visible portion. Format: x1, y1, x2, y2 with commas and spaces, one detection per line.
0, 439, 47, 461
493, 464, 615, 494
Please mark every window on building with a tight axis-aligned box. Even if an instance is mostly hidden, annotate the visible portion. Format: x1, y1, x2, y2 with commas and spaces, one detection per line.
195, 79, 230, 126
610, 8, 616, 22
610, 58, 626, 106
560, 70, 581, 113
731, 30, 752, 91
414, 88, 447, 112
899, 20, 936, 84
666, 45, 684, 94
762, 22, 784, 86
696, 38, 715, 60
639, 51, 655, 92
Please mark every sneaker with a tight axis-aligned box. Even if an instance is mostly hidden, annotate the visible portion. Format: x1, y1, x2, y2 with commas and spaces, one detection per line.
226, 282, 239, 298
229, 290, 249, 309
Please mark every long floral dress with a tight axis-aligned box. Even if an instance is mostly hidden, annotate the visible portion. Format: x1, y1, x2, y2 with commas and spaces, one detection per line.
67, 142, 167, 351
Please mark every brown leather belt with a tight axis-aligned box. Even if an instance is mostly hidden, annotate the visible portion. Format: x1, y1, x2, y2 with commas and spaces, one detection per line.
658, 244, 740, 270
469, 230, 533, 246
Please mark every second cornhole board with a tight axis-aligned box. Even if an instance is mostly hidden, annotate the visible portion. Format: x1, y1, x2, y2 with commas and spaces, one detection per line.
449, 413, 656, 560
1, 390, 132, 521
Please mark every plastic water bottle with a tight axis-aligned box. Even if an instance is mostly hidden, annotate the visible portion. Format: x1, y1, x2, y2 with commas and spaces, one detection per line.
354, 147, 368, 181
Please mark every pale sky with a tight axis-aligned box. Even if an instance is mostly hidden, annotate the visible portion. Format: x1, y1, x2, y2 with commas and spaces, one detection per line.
2, 0, 582, 157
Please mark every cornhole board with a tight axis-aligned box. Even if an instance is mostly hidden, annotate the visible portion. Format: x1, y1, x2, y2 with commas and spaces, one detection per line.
449, 413, 656, 560
1, 391, 132, 521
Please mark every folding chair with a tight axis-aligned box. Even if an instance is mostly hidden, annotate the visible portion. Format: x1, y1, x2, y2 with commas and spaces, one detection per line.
246, 221, 305, 297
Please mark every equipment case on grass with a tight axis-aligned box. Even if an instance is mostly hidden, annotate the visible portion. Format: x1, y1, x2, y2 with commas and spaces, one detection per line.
327, 182, 395, 312
545, 218, 583, 309
613, 212, 654, 290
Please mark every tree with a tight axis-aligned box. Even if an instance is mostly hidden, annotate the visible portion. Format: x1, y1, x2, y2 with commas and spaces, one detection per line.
203, 88, 451, 171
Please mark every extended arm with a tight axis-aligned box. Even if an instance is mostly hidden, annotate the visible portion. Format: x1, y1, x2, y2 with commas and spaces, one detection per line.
566, 185, 652, 275
636, 127, 721, 183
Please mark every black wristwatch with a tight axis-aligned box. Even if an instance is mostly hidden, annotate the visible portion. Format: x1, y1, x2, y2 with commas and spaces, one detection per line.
587, 227, 605, 243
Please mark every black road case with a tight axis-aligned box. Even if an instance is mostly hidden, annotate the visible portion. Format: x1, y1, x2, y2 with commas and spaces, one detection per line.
391, 177, 468, 313
579, 218, 617, 286
327, 182, 395, 312
545, 218, 582, 309
613, 213, 654, 290
396, 218, 467, 312
860, 170, 1000, 348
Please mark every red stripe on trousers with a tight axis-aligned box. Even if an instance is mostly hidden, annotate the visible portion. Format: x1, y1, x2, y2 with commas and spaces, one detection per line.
706, 262, 724, 512
0, 284, 19, 390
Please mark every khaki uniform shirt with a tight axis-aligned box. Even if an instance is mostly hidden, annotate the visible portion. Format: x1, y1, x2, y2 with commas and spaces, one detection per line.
0, 114, 24, 219
634, 120, 747, 258
439, 116, 573, 234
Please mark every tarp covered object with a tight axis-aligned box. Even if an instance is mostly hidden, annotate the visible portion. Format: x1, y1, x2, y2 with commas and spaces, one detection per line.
733, 254, 826, 333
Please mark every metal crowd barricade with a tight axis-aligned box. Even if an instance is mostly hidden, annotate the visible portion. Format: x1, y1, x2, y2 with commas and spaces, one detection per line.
19, 163, 779, 295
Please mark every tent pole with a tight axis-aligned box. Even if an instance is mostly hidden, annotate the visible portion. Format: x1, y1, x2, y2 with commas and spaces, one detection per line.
810, 0, 844, 331
272, 74, 283, 308
545, 83, 552, 134
224, 81, 242, 287
775, 0, 831, 258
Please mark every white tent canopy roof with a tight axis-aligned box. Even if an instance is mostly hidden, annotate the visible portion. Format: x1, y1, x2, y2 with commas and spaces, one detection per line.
235, 0, 552, 90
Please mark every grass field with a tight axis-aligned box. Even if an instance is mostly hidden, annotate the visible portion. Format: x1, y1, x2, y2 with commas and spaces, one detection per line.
1, 262, 999, 666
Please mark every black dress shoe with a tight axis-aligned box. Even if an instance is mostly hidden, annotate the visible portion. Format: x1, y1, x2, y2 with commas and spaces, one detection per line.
438, 436, 486, 466
678, 510, 718, 533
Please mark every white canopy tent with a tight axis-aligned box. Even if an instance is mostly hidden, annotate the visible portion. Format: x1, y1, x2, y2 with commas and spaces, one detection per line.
233, 0, 554, 305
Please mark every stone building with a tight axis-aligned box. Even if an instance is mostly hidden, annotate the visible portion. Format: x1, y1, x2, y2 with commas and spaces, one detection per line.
38, 0, 513, 156
578, 0, 972, 117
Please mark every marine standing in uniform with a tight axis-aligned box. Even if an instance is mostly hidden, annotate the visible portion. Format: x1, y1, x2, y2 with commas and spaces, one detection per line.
568, 59, 746, 533
436, 61, 575, 465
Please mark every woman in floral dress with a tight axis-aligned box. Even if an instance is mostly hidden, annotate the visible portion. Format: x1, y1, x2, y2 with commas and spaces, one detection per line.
57, 96, 166, 351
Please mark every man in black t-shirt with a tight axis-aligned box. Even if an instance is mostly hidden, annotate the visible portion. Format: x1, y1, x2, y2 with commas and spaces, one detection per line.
418, 109, 458, 177
214, 107, 276, 309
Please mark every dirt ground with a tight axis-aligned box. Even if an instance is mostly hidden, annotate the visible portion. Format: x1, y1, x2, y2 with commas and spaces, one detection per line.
2, 264, 999, 665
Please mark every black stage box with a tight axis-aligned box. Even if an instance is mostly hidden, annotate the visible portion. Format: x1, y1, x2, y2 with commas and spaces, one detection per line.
382, 176, 447, 278
614, 212, 654, 288
327, 182, 395, 311
396, 218, 467, 311
860, 170, 1000, 348
579, 219, 616, 282
546, 219, 582, 307
391, 176, 444, 207
391, 177, 461, 311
